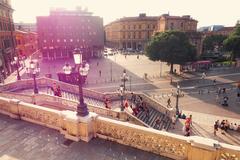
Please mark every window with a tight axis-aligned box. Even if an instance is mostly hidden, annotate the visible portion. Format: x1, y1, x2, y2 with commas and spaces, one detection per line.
153, 25, 155, 29
70, 39, 73, 42
181, 23, 183, 28
57, 39, 60, 43
139, 25, 141, 29
170, 23, 174, 30
133, 25, 136, 29
43, 40, 47, 43
64, 39, 66, 42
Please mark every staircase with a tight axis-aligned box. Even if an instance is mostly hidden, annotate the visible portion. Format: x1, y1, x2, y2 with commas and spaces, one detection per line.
37, 87, 172, 131
136, 107, 172, 131
45, 87, 107, 108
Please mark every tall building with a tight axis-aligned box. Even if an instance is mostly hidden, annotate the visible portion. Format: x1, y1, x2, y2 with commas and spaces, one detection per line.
105, 13, 158, 50
15, 30, 38, 58
37, 7, 104, 61
15, 23, 36, 32
0, 0, 16, 79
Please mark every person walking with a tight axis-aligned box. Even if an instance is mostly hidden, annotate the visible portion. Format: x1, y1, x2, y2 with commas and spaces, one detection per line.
99, 70, 101, 77
56, 85, 62, 97
214, 120, 219, 136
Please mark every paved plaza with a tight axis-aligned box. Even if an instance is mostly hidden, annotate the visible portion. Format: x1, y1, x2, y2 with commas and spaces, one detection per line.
0, 114, 171, 160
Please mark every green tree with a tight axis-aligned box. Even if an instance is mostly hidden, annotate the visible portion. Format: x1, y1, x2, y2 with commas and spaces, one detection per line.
223, 26, 240, 59
203, 35, 227, 53
146, 31, 197, 73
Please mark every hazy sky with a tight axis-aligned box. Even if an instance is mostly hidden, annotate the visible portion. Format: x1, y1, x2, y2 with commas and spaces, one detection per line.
12, 0, 240, 27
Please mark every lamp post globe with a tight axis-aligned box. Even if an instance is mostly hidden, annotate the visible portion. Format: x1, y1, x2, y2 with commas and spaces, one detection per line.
29, 60, 39, 94
13, 56, 21, 80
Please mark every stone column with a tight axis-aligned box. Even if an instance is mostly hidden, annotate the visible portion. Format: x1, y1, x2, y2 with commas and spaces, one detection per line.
61, 110, 98, 142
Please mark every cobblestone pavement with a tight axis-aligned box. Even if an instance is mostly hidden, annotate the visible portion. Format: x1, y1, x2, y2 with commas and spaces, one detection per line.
0, 114, 171, 160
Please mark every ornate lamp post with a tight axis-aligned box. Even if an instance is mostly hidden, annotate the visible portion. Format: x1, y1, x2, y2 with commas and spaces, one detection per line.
28, 60, 40, 94
118, 69, 129, 111
117, 85, 124, 111
73, 48, 89, 116
12, 56, 21, 80
175, 85, 180, 115
121, 69, 129, 91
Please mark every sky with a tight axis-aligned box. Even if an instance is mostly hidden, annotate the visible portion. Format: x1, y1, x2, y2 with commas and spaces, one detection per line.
12, 0, 240, 28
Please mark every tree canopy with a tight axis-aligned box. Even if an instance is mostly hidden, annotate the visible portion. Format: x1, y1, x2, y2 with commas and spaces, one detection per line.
145, 31, 197, 73
223, 25, 240, 59
203, 35, 227, 53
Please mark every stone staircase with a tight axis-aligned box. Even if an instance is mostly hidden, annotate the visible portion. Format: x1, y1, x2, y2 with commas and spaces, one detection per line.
45, 87, 108, 108
20, 87, 172, 131
136, 107, 172, 131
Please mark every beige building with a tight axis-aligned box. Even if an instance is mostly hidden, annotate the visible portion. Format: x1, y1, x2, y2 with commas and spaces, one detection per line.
105, 13, 158, 50
155, 14, 202, 55
105, 14, 203, 55
156, 14, 197, 32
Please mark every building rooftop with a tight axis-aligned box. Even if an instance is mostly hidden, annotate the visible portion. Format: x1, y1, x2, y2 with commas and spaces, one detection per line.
0, 114, 171, 160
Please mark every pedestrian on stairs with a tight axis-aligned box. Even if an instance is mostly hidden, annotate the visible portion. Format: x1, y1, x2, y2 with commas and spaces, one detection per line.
171, 115, 176, 129
155, 117, 161, 128
56, 85, 62, 97
51, 83, 58, 96
167, 98, 171, 108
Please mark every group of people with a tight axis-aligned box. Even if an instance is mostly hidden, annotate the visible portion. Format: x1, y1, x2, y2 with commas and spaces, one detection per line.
216, 87, 229, 106
214, 119, 240, 135
129, 93, 150, 117
50, 83, 62, 97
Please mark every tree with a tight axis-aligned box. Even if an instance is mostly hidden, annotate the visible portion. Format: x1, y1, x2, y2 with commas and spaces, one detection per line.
146, 31, 197, 73
203, 35, 227, 53
223, 26, 240, 59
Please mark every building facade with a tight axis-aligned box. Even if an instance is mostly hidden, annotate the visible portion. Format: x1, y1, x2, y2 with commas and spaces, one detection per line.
37, 8, 104, 61
15, 23, 36, 32
15, 30, 38, 58
105, 14, 202, 55
0, 0, 16, 80
156, 14, 197, 32
105, 13, 158, 50
155, 14, 202, 55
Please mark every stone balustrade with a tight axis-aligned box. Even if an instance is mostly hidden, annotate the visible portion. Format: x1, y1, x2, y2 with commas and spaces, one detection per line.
0, 77, 175, 120
0, 91, 146, 126
0, 96, 239, 160
95, 116, 240, 160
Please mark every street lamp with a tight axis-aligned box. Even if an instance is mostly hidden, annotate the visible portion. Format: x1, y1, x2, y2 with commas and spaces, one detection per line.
121, 69, 129, 91
175, 85, 180, 115
73, 48, 89, 116
28, 60, 40, 94
12, 56, 21, 80
117, 85, 124, 111
118, 69, 129, 111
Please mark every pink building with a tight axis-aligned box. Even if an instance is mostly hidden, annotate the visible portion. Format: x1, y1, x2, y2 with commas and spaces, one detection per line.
37, 8, 104, 61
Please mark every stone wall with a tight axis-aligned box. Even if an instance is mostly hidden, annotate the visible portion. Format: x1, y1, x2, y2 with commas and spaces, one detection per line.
0, 91, 146, 126
95, 116, 240, 160
0, 96, 239, 160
